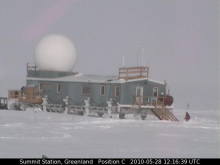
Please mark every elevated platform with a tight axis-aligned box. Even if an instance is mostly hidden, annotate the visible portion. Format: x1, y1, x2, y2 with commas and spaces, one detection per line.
8, 87, 43, 104
119, 67, 149, 82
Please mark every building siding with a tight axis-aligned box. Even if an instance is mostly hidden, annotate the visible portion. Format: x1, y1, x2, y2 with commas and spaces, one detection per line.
26, 69, 165, 107
27, 78, 165, 107
120, 80, 165, 105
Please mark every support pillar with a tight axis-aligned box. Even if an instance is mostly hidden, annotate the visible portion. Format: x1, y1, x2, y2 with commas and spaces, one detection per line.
63, 96, 69, 113
42, 95, 48, 111
106, 98, 113, 117
84, 97, 90, 116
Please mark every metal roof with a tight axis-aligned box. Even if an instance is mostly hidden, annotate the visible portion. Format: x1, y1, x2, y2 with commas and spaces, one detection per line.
27, 74, 164, 84
56, 74, 121, 83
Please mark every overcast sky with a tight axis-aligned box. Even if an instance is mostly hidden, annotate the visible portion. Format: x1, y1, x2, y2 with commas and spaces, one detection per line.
0, 0, 219, 110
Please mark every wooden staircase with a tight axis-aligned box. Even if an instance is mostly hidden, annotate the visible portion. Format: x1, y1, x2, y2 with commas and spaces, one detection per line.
152, 100, 179, 121
132, 95, 179, 122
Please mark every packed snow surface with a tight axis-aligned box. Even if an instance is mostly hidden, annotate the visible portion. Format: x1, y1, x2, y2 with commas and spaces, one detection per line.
0, 109, 219, 158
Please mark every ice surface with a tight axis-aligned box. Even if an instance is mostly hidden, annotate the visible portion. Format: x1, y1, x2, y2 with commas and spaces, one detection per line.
0, 109, 219, 158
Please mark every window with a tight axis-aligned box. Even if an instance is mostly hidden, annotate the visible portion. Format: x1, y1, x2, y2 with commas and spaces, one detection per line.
39, 83, 43, 91
100, 85, 105, 96
82, 85, 91, 95
136, 87, 143, 97
153, 87, 158, 97
57, 83, 61, 94
136, 86, 143, 103
115, 86, 120, 97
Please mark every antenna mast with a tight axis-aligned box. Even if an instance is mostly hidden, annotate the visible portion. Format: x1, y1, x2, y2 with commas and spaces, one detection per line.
142, 48, 144, 66
137, 45, 139, 67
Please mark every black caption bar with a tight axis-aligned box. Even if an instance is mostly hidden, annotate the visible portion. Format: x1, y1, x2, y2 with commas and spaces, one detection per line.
0, 158, 217, 165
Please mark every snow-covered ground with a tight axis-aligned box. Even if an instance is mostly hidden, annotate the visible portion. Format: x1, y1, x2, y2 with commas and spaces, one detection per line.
0, 108, 219, 158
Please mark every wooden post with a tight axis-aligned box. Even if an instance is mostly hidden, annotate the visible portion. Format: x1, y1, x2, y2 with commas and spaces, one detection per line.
164, 80, 167, 95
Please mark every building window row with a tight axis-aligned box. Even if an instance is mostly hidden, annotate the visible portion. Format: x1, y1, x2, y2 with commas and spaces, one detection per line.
39, 83, 159, 97
81, 84, 120, 97
39, 83, 121, 97
39, 82, 61, 94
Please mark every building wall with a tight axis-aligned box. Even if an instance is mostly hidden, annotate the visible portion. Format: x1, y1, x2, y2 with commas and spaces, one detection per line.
120, 80, 165, 105
26, 80, 121, 106
26, 79, 165, 106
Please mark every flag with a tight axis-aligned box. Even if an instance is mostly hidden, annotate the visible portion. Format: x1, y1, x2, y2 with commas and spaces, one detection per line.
184, 112, 190, 121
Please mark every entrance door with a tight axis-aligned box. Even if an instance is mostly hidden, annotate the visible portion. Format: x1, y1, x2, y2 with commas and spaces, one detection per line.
136, 86, 143, 104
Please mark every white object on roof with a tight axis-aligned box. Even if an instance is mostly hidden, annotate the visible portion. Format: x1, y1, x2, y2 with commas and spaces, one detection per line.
34, 34, 77, 72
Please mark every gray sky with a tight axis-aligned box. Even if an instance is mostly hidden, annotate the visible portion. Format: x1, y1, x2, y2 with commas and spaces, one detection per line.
0, 0, 219, 110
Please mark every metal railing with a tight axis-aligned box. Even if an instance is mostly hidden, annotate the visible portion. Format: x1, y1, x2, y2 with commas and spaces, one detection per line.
132, 95, 166, 108
119, 67, 149, 81
27, 63, 38, 71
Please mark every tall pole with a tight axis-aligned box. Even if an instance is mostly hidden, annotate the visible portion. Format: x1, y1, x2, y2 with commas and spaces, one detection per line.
137, 45, 139, 67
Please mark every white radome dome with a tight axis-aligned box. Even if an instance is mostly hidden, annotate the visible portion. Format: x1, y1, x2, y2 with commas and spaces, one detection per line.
34, 34, 77, 72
